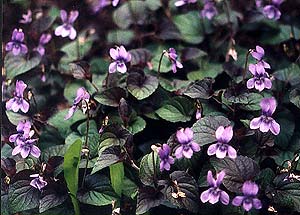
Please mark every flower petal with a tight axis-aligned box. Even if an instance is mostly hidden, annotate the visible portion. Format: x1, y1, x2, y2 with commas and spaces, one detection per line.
220, 191, 230, 205
200, 189, 211, 203
250, 116, 262, 129
207, 144, 217, 156
227, 145, 237, 159
270, 119, 280, 135
232, 196, 244, 206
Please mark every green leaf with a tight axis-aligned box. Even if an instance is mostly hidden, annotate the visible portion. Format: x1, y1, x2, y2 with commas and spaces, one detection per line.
139, 152, 160, 186
274, 110, 295, 149
156, 96, 194, 122
48, 109, 86, 138
94, 87, 127, 107
77, 174, 118, 206
8, 180, 40, 213
166, 171, 199, 213
173, 11, 204, 44
136, 186, 164, 214
91, 146, 122, 174
187, 62, 223, 81
159, 77, 191, 92
267, 173, 300, 212
127, 71, 159, 100
273, 64, 300, 86
290, 88, 300, 109
107, 29, 135, 45
184, 78, 214, 99
39, 192, 68, 213
122, 178, 138, 199
110, 162, 124, 196
192, 115, 231, 145
223, 92, 263, 111
128, 116, 146, 135
4, 53, 41, 80
63, 139, 82, 215
59, 30, 97, 72
78, 120, 100, 158
210, 156, 259, 193
1, 190, 9, 215
5, 111, 29, 126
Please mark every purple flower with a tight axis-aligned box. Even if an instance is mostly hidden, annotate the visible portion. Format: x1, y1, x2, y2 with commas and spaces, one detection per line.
109, 45, 131, 73
12, 133, 40, 158
158, 144, 175, 171
34, 33, 52, 56
5, 28, 28, 56
250, 97, 280, 135
65, 87, 90, 120
174, 0, 197, 7
200, 170, 230, 205
19, 10, 32, 24
9, 120, 31, 144
262, 0, 283, 20
250, 46, 271, 74
112, 0, 119, 7
200, 0, 218, 20
6, 80, 30, 113
175, 127, 200, 159
255, 0, 263, 8
247, 63, 272, 92
232, 181, 262, 211
91, 0, 111, 13
55, 10, 79, 40
165, 48, 183, 73
207, 126, 237, 159
196, 109, 202, 120
30, 174, 47, 190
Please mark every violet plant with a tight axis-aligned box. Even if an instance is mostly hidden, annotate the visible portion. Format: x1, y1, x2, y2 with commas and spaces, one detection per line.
2, 1, 300, 215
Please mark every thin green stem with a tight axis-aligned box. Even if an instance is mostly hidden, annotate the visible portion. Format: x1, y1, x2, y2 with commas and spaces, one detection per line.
212, 96, 235, 112
123, 146, 140, 171
157, 51, 165, 79
81, 101, 90, 188
152, 151, 157, 186
89, 80, 99, 92
243, 50, 252, 83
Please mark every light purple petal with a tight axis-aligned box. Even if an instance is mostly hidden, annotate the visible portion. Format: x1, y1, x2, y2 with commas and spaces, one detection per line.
184, 128, 193, 141
175, 0, 186, 7
216, 171, 225, 186
248, 64, 257, 75
12, 145, 22, 156
207, 143, 217, 156
182, 147, 193, 159
200, 189, 211, 203
68, 10, 79, 23
20, 147, 31, 158
215, 126, 225, 141
260, 97, 277, 116
20, 99, 30, 113
264, 78, 272, 89
227, 145, 237, 159
222, 126, 233, 143
176, 129, 189, 144
117, 63, 127, 73
255, 80, 265, 92
208, 192, 220, 204
54, 25, 66, 37
30, 145, 41, 158
11, 101, 21, 112
270, 119, 280, 135
6, 98, 15, 110
175, 145, 183, 159
5, 42, 13, 51
242, 181, 259, 196
247, 78, 255, 89
216, 147, 227, 159
250, 116, 262, 129
243, 200, 253, 211
60, 10, 68, 22
69, 27, 77, 40
190, 141, 200, 152
259, 121, 270, 133
109, 62, 117, 73
64, 106, 77, 120
110, 48, 118, 60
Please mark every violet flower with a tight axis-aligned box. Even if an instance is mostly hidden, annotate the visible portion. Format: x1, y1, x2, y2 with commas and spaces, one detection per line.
158, 144, 175, 171
30, 174, 47, 190
91, 0, 111, 13
200, 0, 218, 20
165, 48, 183, 73
55, 10, 79, 40
9, 120, 31, 144
250, 97, 280, 135
109, 45, 131, 73
65, 87, 90, 120
196, 109, 202, 120
263, 0, 283, 20
34, 33, 52, 56
207, 126, 237, 159
5, 28, 28, 56
251, 46, 271, 72
232, 181, 262, 211
175, 127, 200, 159
6, 80, 30, 113
247, 63, 272, 92
19, 10, 32, 24
175, 0, 197, 7
200, 170, 230, 205
12, 134, 40, 158
112, 0, 119, 7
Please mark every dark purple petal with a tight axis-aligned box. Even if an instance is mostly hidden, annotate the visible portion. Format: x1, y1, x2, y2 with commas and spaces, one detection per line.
207, 170, 216, 187
232, 196, 244, 206
252, 198, 262, 209
220, 191, 230, 205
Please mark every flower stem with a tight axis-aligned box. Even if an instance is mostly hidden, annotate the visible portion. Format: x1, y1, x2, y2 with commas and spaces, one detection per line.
81, 102, 90, 188
243, 50, 252, 83
157, 51, 165, 79
89, 80, 99, 92
152, 151, 157, 186
212, 96, 235, 112
123, 146, 140, 171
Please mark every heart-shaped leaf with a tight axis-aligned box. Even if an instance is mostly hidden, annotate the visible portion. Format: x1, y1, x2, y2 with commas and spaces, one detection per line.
139, 152, 160, 186
184, 78, 214, 99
